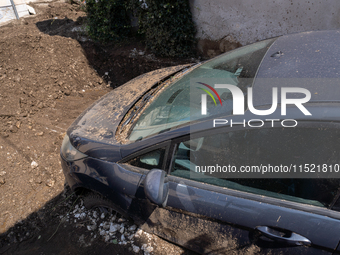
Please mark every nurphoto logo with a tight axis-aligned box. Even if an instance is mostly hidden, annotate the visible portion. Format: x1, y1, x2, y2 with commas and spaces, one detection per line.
197, 82, 312, 128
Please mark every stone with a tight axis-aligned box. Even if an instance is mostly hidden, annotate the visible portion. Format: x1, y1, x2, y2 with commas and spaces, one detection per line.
31, 161, 38, 169
27, 6, 36, 15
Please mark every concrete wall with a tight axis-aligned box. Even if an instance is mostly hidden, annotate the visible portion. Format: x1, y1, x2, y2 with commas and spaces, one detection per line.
190, 0, 340, 55
0, 0, 29, 24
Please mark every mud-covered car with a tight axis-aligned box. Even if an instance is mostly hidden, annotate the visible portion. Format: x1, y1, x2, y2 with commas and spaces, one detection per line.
61, 30, 340, 254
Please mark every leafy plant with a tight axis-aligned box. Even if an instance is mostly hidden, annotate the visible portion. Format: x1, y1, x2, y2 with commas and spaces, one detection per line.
85, 0, 196, 57
86, 0, 131, 42
135, 0, 196, 57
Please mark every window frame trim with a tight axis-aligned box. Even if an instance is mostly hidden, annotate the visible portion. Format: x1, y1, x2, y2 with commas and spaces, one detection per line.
166, 173, 340, 220
119, 140, 171, 170
167, 120, 340, 217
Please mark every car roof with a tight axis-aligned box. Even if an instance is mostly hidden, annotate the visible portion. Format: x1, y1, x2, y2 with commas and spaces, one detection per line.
253, 30, 340, 107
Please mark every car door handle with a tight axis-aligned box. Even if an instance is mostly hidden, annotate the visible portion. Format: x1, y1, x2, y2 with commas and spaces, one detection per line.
255, 226, 311, 246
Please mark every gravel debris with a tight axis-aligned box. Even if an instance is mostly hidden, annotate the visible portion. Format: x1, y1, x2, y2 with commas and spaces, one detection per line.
64, 199, 158, 254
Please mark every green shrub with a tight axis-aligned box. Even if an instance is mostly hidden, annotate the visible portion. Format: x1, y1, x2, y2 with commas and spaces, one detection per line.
86, 0, 131, 42
136, 0, 196, 57
85, 0, 196, 57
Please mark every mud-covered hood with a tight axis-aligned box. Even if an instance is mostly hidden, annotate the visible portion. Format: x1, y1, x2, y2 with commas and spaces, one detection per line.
67, 64, 190, 161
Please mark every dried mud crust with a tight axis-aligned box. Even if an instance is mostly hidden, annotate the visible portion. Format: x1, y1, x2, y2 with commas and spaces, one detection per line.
0, 1, 196, 254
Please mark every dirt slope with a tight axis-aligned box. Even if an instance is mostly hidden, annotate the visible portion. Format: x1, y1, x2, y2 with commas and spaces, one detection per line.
0, 1, 196, 254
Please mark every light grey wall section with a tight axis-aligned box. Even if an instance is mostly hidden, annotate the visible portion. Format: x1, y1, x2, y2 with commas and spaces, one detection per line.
0, 0, 29, 24
0, 6, 16, 23
189, 0, 340, 45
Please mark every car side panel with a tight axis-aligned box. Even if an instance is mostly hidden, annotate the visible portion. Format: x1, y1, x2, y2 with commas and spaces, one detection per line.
130, 173, 335, 254
162, 178, 338, 254
139, 207, 332, 255
61, 157, 143, 212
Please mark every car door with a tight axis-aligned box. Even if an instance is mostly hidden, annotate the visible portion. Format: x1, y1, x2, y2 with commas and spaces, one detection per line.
127, 123, 340, 254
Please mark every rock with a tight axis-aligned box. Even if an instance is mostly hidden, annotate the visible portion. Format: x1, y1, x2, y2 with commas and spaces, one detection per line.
0, 178, 5, 185
109, 223, 118, 233
145, 246, 154, 253
93, 211, 98, 218
128, 225, 137, 231
31, 161, 38, 169
79, 212, 86, 219
9, 125, 18, 133
35, 132, 44, 136
27, 5, 36, 15
102, 223, 110, 230
0, 171, 6, 176
135, 229, 143, 237
64, 90, 71, 96
141, 244, 153, 254
132, 245, 140, 253
87, 224, 96, 231
46, 179, 55, 187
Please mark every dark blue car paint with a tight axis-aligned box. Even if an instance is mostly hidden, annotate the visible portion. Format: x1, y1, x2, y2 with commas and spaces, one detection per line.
66, 65, 191, 152
61, 154, 143, 211
138, 208, 333, 255
165, 179, 340, 250
126, 169, 339, 254
70, 136, 122, 162
63, 150, 340, 253
70, 104, 340, 166
60, 30, 340, 254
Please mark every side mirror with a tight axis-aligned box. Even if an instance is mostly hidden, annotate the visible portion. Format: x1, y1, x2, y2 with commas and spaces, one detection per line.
144, 169, 169, 207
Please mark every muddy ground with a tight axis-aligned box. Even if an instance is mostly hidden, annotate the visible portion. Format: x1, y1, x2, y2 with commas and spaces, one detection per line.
0, 1, 198, 254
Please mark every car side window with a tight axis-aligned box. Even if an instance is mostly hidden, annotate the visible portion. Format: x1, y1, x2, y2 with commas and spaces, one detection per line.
171, 127, 340, 208
127, 148, 166, 170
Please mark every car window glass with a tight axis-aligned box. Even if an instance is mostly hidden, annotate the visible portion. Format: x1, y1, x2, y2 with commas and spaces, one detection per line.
127, 148, 165, 170
128, 38, 277, 141
171, 128, 340, 208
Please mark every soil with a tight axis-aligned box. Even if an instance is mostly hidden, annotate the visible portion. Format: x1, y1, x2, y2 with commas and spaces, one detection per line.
0, 1, 198, 254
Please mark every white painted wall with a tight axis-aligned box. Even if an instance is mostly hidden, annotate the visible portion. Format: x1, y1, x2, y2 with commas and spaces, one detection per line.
0, 0, 29, 24
0, 7, 16, 23
189, 0, 340, 45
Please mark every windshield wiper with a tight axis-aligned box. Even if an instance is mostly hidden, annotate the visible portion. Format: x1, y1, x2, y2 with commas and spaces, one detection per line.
120, 89, 155, 131
119, 64, 199, 138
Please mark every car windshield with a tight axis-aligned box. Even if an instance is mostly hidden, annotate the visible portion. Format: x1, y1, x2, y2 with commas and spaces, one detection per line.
128, 38, 276, 141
